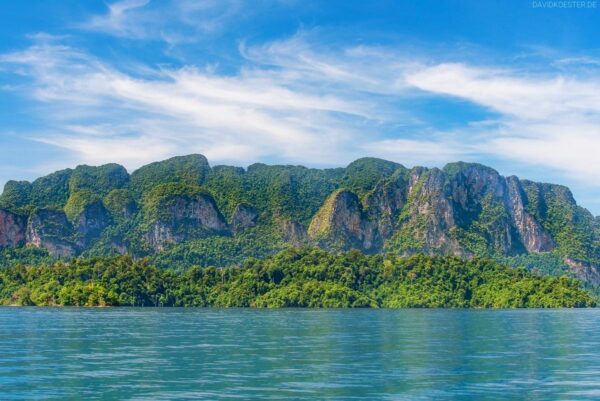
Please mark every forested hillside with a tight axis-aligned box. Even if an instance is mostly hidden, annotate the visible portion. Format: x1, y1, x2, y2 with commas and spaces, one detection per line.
1, 154, 600, 288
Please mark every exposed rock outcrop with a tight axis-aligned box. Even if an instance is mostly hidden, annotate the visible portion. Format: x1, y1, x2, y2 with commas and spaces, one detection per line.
26, 209, 76, 257
231, 203, 259, 232
308, 189, 380, 252
395, 167, 463, 255
506, 177, 555, 253
0, 209, 27, 247
444, 163, 518, 255
146, 193, 229, 251
564, 257, 600, 286
75, 201, 112, 247
282, 220, 309, 247
364, 174, 407, 239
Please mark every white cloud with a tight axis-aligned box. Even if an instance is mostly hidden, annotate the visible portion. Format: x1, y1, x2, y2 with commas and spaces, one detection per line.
405, 63, 600, 183
240, 33, 413, 96
406, 63, 600, 120
83, 0, 150, 38
79, 0, 249, 44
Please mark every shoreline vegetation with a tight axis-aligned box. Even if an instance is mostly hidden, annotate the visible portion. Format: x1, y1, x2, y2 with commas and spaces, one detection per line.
0, 248, 594, 308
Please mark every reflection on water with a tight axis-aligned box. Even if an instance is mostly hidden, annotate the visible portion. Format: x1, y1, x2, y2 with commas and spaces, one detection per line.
1, 308, 599, 400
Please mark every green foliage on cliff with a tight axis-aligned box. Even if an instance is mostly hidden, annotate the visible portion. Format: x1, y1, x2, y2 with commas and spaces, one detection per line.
442, 162, 498, 181
142, 183, 207, 223
340, 158, 404, 197
308, 189, 347, 239
202, 165, 247, 219
130, 154, 210, 197
203, 163, 343, 225
29, 169, 73, 208
0, 180, 32, 211
69, 164, 130, 196
522, 181, 600, 263
499, 252, 570, 277
451, 195, 510, 256
103, 189, 137, 220
385, 173, 427, 253
63, 190, 101, 222
0, 248, 593, 308
0, 247, 54, 268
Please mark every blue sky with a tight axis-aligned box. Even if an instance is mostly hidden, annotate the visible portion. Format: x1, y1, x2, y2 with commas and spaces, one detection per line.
2, 0, 600, 212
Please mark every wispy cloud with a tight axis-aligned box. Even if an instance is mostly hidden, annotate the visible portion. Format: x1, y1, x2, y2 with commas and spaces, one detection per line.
0, 35, 390, 170
240, 33, 414, 96
79, 0, 250, 45
82, 0, 150, 38
405, 63, 600, 182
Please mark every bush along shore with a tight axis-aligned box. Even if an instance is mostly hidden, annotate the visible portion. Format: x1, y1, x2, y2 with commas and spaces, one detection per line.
0, 248, 594, 308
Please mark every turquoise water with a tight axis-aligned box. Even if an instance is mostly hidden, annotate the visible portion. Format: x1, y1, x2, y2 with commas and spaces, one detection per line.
1, 309, 600, 400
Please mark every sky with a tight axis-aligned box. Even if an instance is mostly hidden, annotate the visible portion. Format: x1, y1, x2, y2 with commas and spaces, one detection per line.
1, 0, 600, 212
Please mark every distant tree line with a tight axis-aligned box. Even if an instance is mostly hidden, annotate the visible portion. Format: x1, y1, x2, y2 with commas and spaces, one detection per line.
0, 248, 593, 308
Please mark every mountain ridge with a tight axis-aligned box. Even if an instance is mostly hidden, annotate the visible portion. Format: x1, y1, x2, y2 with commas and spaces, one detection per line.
1, 154, 600, 286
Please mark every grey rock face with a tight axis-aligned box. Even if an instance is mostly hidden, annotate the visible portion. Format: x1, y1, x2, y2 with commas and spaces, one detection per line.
75, 201, 112, 247
0, 209, 27, 247
308, 190, 380, 252
231, 204, 259, 232
26, 209, 76, 257
403, 167, 463, 255
146, 193, 229, 251
564, 257, 600, 286
282, 220, 309, 247
505, 177, 555, 253
364, 175, 407, 239
309, 163, 563, 258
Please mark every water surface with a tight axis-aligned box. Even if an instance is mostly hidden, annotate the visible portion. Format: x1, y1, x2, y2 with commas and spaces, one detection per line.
1, 308, 599, 400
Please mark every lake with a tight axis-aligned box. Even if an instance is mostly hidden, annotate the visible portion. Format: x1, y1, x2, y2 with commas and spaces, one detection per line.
1, 308, 599, 400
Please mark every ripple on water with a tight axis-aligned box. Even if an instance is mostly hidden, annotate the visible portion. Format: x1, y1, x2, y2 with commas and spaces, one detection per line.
1, 308, 600, 400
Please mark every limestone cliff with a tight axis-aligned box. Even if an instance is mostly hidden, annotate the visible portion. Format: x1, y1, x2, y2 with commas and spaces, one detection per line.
146, 192, 229, 251
0, 209, 26, 247
1, 155, 600, 286
308, 189, 380, 252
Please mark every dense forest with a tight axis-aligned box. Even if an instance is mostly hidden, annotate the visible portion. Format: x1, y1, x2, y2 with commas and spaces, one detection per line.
0, 248, 593, 308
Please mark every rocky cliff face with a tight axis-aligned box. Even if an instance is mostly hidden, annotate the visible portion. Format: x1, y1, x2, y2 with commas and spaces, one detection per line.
19, 202, 113, 257
564, 257, 600, 286
442, 164, 518, 255
364, 173, 407, 238
304, 161, 591, 260
399, 167, 462, 255
308, 190, 380, 252
75, 201, 112, 247
231, 203, 259, 232
146, 193, 229, 251
0, 209, 26, 247
26, 209, 76, 257
505, 177, 555, 253
281, 220, 309, 247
